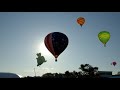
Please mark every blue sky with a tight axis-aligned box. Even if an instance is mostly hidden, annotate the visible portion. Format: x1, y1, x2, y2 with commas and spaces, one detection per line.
0, 12, 120, 77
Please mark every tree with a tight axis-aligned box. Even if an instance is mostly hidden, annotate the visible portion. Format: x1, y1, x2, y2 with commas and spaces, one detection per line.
42, 73, 54, 78
72, 70, 78, 78
65, 71, 70, 78
79, 64, 98, 77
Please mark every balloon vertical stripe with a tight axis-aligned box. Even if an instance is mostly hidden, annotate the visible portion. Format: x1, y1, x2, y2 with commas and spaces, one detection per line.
44, 33, 55, 56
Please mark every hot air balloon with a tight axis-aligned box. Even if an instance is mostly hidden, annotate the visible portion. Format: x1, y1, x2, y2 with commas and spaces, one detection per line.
111, 61, 117, 66
98, 31, 110, 47
77, 17, 85, 27
44, 32, 69, 62
36, 53, 47, 66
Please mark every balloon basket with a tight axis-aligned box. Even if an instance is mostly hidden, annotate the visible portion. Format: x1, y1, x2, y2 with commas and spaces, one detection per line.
104, 44, 106, 47
55, 58, 57, 62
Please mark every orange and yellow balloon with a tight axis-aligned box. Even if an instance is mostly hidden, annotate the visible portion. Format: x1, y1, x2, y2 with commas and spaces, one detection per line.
77, 17, 85, 27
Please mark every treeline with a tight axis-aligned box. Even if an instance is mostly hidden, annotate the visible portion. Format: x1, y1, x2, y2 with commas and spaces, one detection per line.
24, 64, 103, 78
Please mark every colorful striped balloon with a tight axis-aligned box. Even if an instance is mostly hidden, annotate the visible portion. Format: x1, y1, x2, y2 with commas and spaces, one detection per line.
77, 17, 85, 27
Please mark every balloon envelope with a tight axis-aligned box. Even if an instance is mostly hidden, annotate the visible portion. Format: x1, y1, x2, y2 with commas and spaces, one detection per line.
111, 61, 117, 66
113, 62, 117, 66
98, 31, 110, 47
77, 17, 85, 27
44, 32, 69, 62
36, 53, 46, 66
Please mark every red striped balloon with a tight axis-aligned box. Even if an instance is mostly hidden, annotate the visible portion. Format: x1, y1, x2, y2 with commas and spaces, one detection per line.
44, 32, 69, 62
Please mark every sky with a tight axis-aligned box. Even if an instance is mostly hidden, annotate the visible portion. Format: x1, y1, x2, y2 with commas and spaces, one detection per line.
0, 12, 120, 77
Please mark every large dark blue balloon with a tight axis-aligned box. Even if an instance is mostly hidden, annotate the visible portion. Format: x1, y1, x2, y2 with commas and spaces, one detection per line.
44, 32, 69, 62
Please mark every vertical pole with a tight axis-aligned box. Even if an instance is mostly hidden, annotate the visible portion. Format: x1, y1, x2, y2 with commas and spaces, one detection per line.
34, 68, 36, 77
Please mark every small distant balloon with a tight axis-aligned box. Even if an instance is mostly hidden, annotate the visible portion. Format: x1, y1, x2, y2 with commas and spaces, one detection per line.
111, 61, 117, 66
36, 53, 47, 66
77, 17, 85, 27
98, 31, 110, 47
